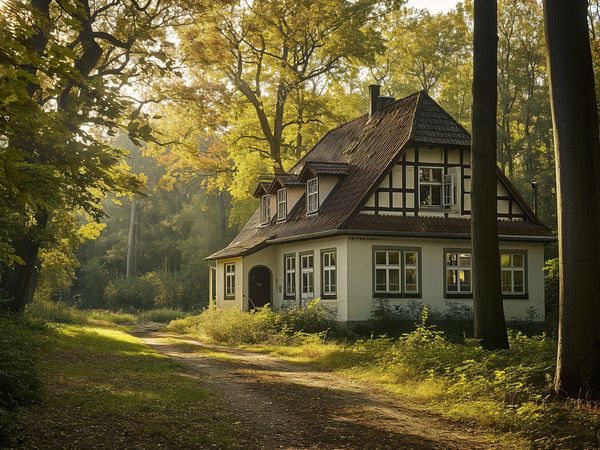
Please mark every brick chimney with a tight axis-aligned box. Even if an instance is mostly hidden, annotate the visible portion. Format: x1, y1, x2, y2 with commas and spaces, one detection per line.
369, 84, 381, 119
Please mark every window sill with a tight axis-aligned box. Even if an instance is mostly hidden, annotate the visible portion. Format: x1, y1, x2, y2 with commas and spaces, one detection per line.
373, 293, 421, 299
444, 293, 530, 300
223, 296, 236, 301
444, 293, 473, 299
321, 295, 337, 300
283, 296, 296, 300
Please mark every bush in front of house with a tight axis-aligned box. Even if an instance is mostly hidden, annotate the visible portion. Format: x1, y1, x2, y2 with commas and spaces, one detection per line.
167, 299, 340, 344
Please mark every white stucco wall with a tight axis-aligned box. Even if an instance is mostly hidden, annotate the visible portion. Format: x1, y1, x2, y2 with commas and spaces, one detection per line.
214, 235, 546, 323
346, 236, 545, 322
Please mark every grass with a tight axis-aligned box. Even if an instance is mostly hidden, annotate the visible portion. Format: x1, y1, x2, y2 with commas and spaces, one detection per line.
171, 306, 600, 449
3, 323, 242, 448
25, 301, 191, 326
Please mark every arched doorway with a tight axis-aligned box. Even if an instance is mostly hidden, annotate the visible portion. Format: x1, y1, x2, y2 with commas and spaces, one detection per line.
248, 266, 272, 309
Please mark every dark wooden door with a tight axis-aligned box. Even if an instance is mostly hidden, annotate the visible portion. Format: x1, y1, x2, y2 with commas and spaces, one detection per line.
248, 266, 271, 309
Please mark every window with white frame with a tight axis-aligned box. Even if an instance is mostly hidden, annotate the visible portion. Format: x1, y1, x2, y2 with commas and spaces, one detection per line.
300, 253, 314, 303
373, 248, 421, 297
284, 254, 296, 298
419, 167, 455, 208
445, 251, 472, 294
260, 194, 270, 225
501, 252, 526, 294
277, 188, 287, 221
224, 263, 235, 299
306, 178, 319, 214
321, 250, 337, 298
419, 167, 443, 207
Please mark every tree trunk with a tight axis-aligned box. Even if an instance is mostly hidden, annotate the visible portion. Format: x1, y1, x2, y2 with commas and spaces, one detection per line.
126, 196, 137, 279
0, 212, 48, 312
471, 0, 509, 350
543, 0, 600, 398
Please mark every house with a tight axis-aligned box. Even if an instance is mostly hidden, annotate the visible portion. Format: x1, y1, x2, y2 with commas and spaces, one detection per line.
207, 86, 554, 324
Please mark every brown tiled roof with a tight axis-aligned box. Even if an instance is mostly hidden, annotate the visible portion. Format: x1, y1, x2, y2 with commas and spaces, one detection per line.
208, 92, 551, 260
299, 161, 351, 179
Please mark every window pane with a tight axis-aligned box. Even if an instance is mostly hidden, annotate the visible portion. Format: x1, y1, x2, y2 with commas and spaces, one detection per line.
459, 270, 471, 292
431, 168, 442, 183
420, 186, 430, 205
501, 254, 510, 267
405, 269, 417, 292
431, 186, 441, 205
447, 253, 458, 266
330, 253, 336, 266
388, 251, 400, 265
513, 254, 524, 267
330, 271, 336, 291
513, 270, 524, 292
405, 252, 417, 266
389, 269, 400, 292
447, 270, 458, 291
375, 251, 387, 265
419, 168, 430, 182
502, 270, 512, 292
459, 254, 471, 267
375, 269, 387, 291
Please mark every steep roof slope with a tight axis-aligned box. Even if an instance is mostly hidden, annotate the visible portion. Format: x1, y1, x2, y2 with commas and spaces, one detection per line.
209, 92, 551, 260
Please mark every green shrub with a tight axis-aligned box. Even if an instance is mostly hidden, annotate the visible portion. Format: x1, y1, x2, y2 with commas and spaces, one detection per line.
26, 300, 86, 324
72, 258, 109, 309
138, 308, 189, 323
103, 277, 156, 310
168, 300, 339, 344
0, 314, 50, 441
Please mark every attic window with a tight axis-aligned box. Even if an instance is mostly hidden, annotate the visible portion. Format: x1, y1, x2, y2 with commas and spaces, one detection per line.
277, 188, 287, 221
419, 167, 455, 208
260, 194, 270, 225
306, 178, 319, 214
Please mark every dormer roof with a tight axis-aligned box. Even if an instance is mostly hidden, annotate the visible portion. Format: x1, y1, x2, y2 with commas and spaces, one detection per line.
252, 182, 271, 198
209, 91, 552, 260
297, 161, 351, 181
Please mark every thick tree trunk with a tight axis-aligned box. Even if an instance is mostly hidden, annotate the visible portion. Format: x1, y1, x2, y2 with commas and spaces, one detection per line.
543, 0, 600, 398
126, 196, 137, 279
471, 0, 509, 350
0, 212, 48, 312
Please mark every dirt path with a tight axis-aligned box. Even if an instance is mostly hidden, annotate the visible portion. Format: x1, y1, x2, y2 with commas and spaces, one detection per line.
133, 328, 505, 450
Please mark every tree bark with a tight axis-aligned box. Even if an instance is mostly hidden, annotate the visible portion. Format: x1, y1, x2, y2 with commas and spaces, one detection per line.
471, 0, 509, 350
543, 0, 600, 398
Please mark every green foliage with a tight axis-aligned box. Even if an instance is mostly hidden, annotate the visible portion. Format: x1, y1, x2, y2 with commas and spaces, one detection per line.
544, 258, 559, 332
25, 301, 135, 325
137, 308, 189, 323
0, 314, 50, 441
169, 300, 339, 345
103, 277, 157, 311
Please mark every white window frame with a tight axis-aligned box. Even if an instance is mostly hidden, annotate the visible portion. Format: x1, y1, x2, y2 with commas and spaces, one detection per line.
224, 263, 235, 299
321, 250, 337, 298
284, 254, 296, 298
306, 178, 319, 214
260, 194, 270, 225
445, 251, 472, 295
501, 251, 526, 295
374, 250, 402, 295
277, 188, 287, 222
300, 253, 314, 305
419, 166, 455, 208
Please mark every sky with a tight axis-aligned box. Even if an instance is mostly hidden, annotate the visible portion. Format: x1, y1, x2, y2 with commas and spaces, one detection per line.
407, 0, 459, 13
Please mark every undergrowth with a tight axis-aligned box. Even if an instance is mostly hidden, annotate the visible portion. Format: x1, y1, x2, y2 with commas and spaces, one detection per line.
170, 304, 600, 448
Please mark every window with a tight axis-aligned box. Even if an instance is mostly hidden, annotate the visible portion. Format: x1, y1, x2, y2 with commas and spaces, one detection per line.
300, 253, 314, 305
321, 250, 337, 298
445, 251, 472, 294
419, 167, 455, 208
224, 263, 235, 299
306, 178, 319, 214
373, 247, 421, 297
419, 167, 443, 207
277, 189, 287, 221
501, 252, 526, 295
260, 194, 270, 225
284, 254, 296, 299
444, 250, 527, 297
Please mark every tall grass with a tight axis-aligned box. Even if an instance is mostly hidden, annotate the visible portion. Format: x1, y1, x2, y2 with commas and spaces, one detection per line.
26, 301, 136, 325
137, 308, 189, 323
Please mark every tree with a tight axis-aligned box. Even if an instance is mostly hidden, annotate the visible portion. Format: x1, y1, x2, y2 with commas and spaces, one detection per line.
470, 0, 509, 350
0, 0, 198, 311
182, 0, 387, 177
543, 0, 600, 397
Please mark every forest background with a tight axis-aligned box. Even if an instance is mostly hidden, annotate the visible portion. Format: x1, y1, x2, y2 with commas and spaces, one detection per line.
4, 0, 591, 315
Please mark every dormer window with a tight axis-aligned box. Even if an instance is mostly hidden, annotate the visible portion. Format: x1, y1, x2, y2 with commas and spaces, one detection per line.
306, 178, 319, 214
277, 188, 287, 221
260, 194, 270, 225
